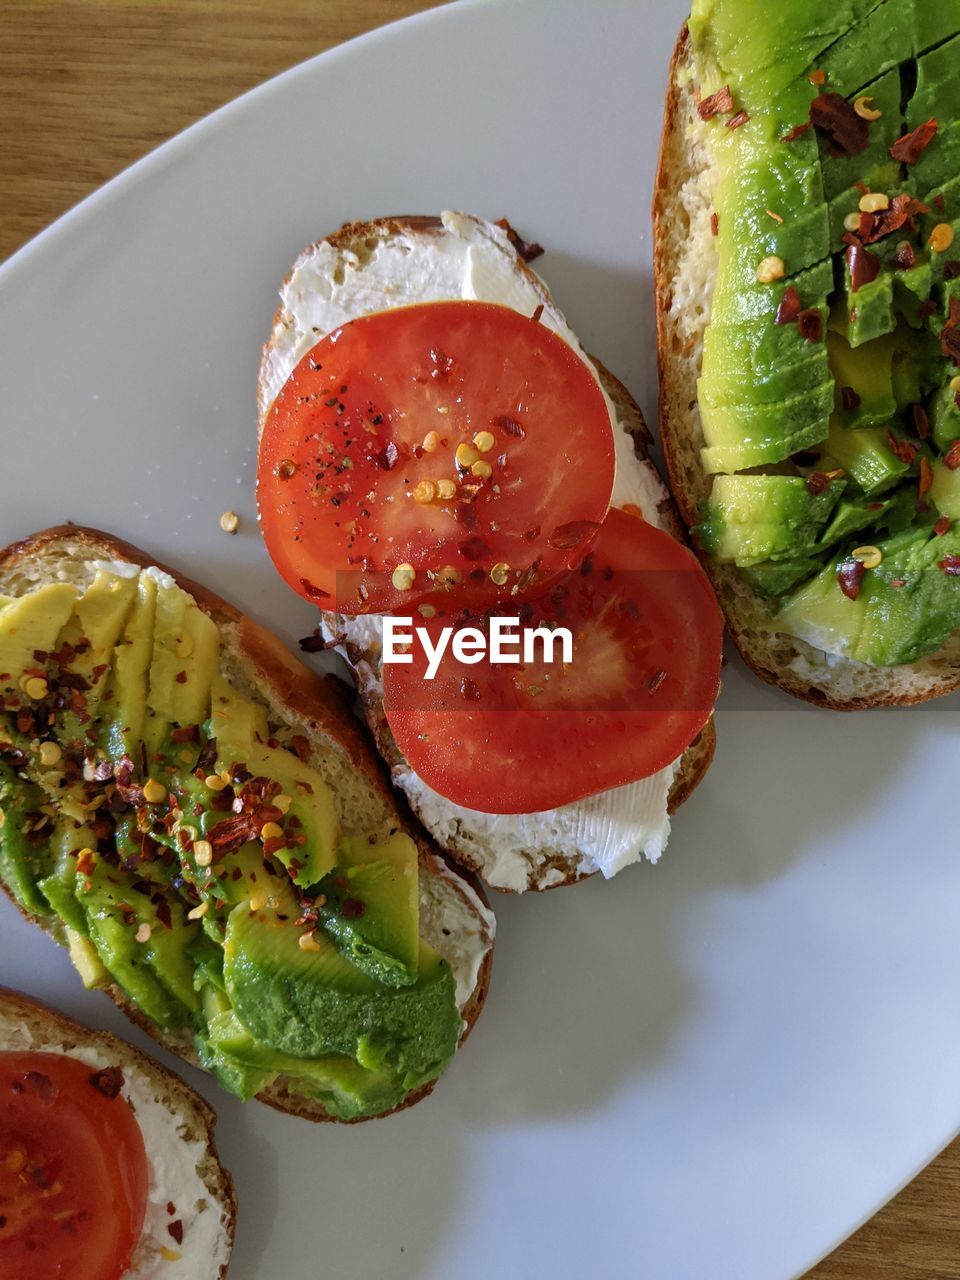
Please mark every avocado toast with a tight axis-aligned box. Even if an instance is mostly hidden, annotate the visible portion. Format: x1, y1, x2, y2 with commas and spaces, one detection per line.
0, 526, 494, 1122
655, 1, 960, 707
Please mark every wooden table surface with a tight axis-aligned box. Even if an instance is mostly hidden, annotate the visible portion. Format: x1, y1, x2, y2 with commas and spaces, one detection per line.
2, 2, 958, 1276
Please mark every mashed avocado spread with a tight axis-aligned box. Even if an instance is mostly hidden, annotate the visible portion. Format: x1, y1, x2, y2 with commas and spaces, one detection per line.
689, 0, 960, 665
0, 563, 461, 1119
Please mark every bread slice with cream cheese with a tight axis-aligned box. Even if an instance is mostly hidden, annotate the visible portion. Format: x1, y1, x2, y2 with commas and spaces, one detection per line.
258, 213, 716, 892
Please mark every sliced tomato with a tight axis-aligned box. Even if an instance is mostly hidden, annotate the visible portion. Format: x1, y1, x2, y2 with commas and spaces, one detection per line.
382, 509, 722, 813
257, 300, 615, 613
0, 1052, 148, 1280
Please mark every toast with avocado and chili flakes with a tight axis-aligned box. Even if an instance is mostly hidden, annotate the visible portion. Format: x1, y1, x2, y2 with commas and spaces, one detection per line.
0, 987, 236, 1277
257, 212, 717, 894
655, 7, 960, 709
0, 526, 494, 1123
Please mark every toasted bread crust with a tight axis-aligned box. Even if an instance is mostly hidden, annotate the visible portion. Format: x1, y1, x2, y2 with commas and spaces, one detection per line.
258, 214, 717, 890
0, 525, 493, 1121
654, 28, 960, 709
0, 986, 236, 1276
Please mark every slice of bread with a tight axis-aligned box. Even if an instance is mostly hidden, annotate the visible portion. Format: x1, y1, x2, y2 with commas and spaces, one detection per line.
0, 985, 235, 1277
0, 526, 495, 1121
654, 27, 960, 709
257, 214, 716, 892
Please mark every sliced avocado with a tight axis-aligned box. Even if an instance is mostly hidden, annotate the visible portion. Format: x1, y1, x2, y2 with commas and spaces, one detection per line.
695, 474, 843, 566
931, 386, 960, 453
65, 928, 108, 989
931, 462, 960, 520
36, 818, 98, 936
819, 496, 892, 547
742, 556, 824, 598
839, 271, 896, 348
202, 1006, 406, 1118
908, 33, 960, 127
0, 761, 53, 915
210, 676, 338, 888
778, 527, 960, 665
698, 349, 829, 409
77, 857, 197, 1029
0, 583, 78, 698
106, 570, 157, 758
224, 901, 460, 1081
701, 381, 834, 474
709, 258, 833, 329
143, 579, 219, 754
702, 311, 826, 386
827, 330, 897, 428
53, 569, 139, 734
317, 833, 421, 988
912, 0, 960, 53
822, 418, 910, 493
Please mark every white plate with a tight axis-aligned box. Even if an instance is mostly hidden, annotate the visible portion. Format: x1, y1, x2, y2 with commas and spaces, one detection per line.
1, 1, 958, 1276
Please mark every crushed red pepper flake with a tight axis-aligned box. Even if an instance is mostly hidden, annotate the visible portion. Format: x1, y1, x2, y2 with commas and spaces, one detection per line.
809, 69, 826, 85
710, 212, 719, 237
845, 242, 881, 292
890, 117, 938, 164
809, 92, 869, 157
696, 84, 736, 119
939, 555, 960, 575
89, 1067, 124, 1100
943, 439, 960, 470
776, 285, 802, 325
796, 308, 823, 342
807, 468, 844, 495
893, 241, 917, 270
934, 516, 951, 536
780, 121, 811, 143
726, 110, 750, 130
168, 1221, 184, 1246
912, 404, 930, 439
886, 431, 919, 465
494, 217, 544, 263
838, 558, 866, 600
918, 456, 934, 499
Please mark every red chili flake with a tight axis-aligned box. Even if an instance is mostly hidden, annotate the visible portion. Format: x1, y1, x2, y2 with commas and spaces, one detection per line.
934, 193, 947, 212
855, 194, 929, 246
298, 577, 331, 602
840, 386, 862, 411
548, 520, 601, 550
781, 121, 811, 143
289, 734, 310, 762
697, 84, 735, 120
154, 899, 172, 931
935, 516, 951, 536
174, 671, 187, 685
891, 577, 907, 588
943, 439, 960, 470
170, 724, 200, 744
341, 897, 366, 920
838, 558, 866, 600
912, 404, 930, 439
261, 836, 286, 858
167, 1202, 176, 1216
776, 285, 802, 325
944, 261, 960, 281
726, 110, 750, 130
75, 848, 95, 875
377, 441, 399, 470
207, 814, 258, 854
528, 302, 544, 325
845, 243, 881, 292
918, 456, 934, 499
807, 468, 844, 495
886, 430, 919, 465
809, 93, 869, 157
710, 212, 719, 237
457, 536, 490, 562
168, 1221, 184, 1245
796, 308, 823, 342
918, 299, 938, 321
23, 1071, 57, 1101
893, 241, 917, 270
940, 555, 960, 575
494, 217, 544, 263
809, 69, 826, 85
890, 117, 938, 164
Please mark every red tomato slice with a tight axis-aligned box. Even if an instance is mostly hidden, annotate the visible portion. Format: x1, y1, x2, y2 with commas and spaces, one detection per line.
0, 1051, 148, 1280
257, 300, 615, 613
382, 509, 722, 813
